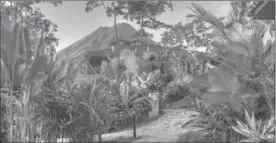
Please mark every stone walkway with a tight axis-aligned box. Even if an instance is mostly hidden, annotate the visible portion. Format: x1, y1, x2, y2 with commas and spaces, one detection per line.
102, 109, 198, 142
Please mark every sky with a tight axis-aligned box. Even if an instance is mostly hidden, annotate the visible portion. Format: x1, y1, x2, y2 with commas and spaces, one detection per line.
32, 1, 231, 52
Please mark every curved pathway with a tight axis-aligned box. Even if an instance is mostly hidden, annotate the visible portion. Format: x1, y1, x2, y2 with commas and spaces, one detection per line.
102, 109, 197, 142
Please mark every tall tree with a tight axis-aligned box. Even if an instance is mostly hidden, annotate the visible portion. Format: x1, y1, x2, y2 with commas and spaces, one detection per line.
160, 19, 215, 51
85, 1, 173, 45
118, 1, 173, 43
160, 22, 193, 48
85, 1, 124, 44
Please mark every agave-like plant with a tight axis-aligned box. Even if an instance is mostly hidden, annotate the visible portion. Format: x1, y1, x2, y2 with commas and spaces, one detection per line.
232, 109, 275, 143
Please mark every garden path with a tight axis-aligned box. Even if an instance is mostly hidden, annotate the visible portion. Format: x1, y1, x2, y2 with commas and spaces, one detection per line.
101, 109, 197, 142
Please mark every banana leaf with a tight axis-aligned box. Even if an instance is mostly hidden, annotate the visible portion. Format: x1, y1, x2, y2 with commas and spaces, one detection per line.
1, 59, 9, 85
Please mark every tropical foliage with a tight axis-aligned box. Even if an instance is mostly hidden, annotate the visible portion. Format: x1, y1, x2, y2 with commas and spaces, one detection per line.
1, 1, 274, 142
232, 109, 275, 142
176, 1, 275, 143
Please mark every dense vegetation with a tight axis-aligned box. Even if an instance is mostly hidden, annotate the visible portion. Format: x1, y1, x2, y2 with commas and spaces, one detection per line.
1, 1, 275, 143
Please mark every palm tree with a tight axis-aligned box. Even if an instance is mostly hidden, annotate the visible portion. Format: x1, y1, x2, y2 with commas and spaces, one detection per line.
183, 3, 275, 142
226, 1, 251, 26
188, 2, 274, 109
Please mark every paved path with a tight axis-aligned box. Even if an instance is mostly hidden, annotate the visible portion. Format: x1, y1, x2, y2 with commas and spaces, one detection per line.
101, 109, 197, 142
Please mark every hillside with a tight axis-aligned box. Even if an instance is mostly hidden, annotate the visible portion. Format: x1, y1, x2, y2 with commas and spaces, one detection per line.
57, 22, 157, 62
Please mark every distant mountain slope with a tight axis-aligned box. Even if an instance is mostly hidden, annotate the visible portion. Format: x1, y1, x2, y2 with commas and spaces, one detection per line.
57, 22, 157, 62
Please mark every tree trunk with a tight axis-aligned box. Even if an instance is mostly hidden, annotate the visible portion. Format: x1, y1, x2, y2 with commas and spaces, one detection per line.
47, 131, 50, 142
112, 1, 119, 44
98, 129, 102, 143
29, 102, 35, 142
158, 91, 162, 110
26, 124, 30, 142
178, 58, 181, 78
96, 120, 102, 143
36, 132, 40, 143
29, 122, 35, 142
114, 12, 119, 44
22, 90, 29, 142
8, 68, 14, 142
20, 115, 24, 142
132, 113, 136, 138
140, 17, 144, 44
14, 113, 18, 142
61, 128, 64, 143
88, 104, 102, 142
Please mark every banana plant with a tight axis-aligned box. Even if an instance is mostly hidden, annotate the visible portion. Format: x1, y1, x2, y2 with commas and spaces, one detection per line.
78, 75, 106, 142
108, 78, 152, 138
232, 109, 275, 143
1, 15, 53, 142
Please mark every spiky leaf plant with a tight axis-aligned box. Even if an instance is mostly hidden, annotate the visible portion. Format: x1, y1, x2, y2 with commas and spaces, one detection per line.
232, 109, 275, 143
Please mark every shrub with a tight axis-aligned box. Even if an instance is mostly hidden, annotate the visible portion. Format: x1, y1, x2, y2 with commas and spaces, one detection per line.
163, 83, 190, 101
110, 111, 130, 127
109, 98, 151, 128
177, 131, 211, 142
132, 100, 151, 118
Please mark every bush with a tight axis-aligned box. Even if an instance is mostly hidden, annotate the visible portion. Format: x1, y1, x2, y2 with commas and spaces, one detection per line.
133, 100, 151, 118
109, 99, 151, 128
177, 131, 211, 142
163, 83, 190, 101
110, 111, 130, 127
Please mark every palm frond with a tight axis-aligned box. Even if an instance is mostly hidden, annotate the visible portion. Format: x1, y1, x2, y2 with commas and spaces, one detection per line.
262, 40, 273, 60
189, 3, 226, 37
249, 21, 268, 58
227, 2, 240, 25
186, 13, 197, 18
227, 1, 248, 25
